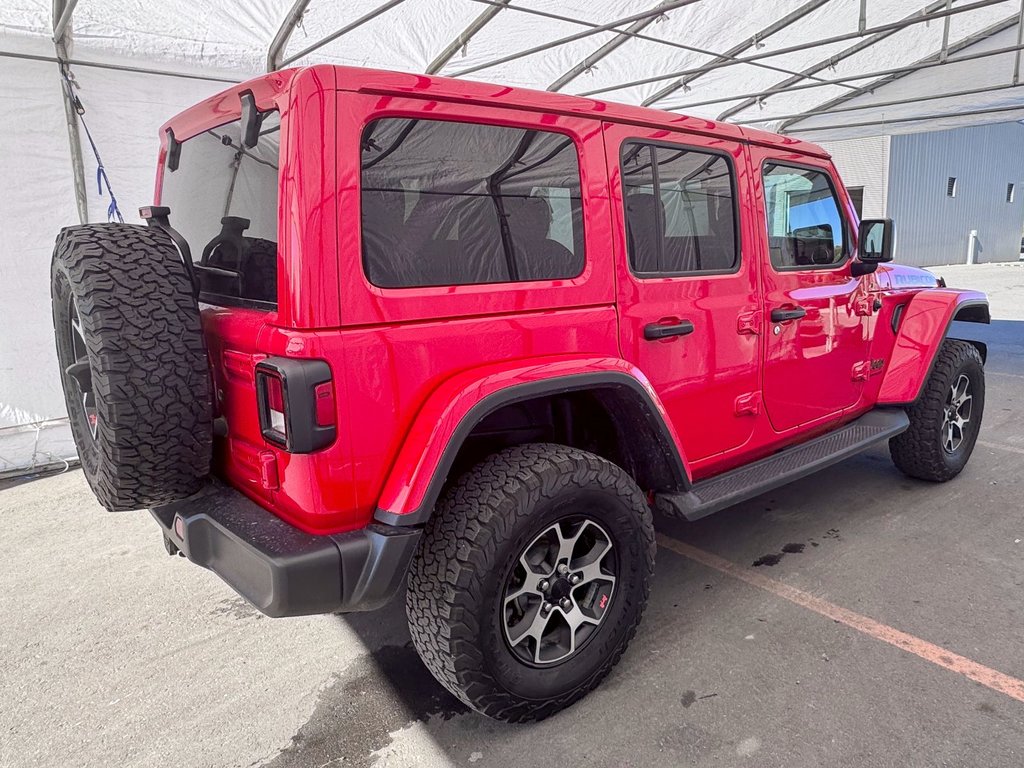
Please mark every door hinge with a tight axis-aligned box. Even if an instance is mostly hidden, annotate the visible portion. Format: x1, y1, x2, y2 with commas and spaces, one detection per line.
737, 310, 761, 335
851, 361, 870, 381
734, 391, 761, 416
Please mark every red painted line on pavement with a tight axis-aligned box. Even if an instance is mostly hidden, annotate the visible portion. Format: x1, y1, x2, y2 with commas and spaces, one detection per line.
658, 533, 1024, 704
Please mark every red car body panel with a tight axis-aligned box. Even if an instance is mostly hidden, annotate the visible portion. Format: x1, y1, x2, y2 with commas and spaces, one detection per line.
152, 66, 988, 536
374, 356, 685, 517
877, 289, 989, 404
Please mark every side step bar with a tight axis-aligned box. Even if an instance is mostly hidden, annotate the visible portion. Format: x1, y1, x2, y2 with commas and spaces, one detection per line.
655, 409, 910, 522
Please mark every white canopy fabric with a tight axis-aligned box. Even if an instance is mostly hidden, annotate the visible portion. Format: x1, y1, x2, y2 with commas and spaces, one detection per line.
2, 0, 1023, 474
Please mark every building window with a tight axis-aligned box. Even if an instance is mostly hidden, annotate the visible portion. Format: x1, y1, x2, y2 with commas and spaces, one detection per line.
360, 118, 585, 288
947, 177, 957, 198
1007, 183, 1015, 203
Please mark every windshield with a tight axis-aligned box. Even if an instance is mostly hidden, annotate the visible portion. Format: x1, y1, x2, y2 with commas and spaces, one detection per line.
161, 112, 281, 307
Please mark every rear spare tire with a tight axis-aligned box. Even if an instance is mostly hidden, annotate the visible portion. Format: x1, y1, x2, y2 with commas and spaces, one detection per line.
51, 224, 213, 510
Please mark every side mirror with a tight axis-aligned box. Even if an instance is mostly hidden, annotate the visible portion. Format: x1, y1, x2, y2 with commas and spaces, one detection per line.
852, 219, 894, 276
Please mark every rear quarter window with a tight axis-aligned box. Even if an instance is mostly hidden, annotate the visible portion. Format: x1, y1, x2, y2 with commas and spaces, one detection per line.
360, 118, 585, 289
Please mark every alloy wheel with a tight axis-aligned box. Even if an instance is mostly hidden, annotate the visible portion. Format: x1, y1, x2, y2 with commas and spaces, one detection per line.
502, 516, 617, 666
941, 373, 972, 454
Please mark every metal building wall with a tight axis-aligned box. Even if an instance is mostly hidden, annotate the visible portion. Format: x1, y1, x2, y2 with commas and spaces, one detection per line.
819, 135, 890, 219
886, 122, 1024, 267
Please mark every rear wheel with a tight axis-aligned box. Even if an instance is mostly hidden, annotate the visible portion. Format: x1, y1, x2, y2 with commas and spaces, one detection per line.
406, 443, 655, 722
51, 224, 213, 510
890, 340, 984, 482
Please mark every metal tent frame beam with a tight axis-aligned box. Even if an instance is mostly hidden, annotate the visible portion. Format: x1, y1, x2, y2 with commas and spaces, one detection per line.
271, 0, 407, 70
547, 0, 675, 92
734, 81, 1024, 124
481, 0, 858, 94
777, 12, 1019, 131
52, 0, 87, 225
716, 0, 1001, 121
641, 0, 832, 107
658, 40, 1024, 112
775, 101, 1024, 133
267, 0, 313, 72
450, 0, 703, 78
577, 0, 1004, 98
426, 0, 512, 74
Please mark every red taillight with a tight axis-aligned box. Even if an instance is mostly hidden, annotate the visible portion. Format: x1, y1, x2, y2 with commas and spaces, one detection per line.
264, 372, 287, 438
314, 381, 335, 427
255, 358, 336, 453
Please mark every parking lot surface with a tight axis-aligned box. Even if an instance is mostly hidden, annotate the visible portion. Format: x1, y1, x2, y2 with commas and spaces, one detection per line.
2, 271, 1022, 767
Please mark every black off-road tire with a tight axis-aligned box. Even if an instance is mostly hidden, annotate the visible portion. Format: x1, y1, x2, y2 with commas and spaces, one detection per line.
51, 224, 213, 510
406, 443, 656, 722
889, 339, 984, 482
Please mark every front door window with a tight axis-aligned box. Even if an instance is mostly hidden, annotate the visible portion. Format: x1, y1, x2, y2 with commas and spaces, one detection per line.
762, 163, 846, 270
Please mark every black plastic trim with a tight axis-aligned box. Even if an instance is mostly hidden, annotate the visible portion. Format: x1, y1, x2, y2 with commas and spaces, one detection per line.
140, 205, 198, 296
643, 320, 695, 340
151, 480, 421, 617
655, 408, 910, 522
255, 357, 336, 453
166, 128, 181, 172
373, 371, 688, 527
891, 302, 907, 333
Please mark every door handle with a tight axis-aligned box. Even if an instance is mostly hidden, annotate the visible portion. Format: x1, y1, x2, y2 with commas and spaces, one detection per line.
770, 306, 807, 323
644, 320, 695, 340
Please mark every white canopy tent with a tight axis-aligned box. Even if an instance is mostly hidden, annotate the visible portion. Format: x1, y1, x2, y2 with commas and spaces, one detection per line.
2, 0, 1023, 475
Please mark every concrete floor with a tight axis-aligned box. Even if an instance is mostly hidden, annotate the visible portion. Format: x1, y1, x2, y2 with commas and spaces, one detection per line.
3, 277, 1023, 767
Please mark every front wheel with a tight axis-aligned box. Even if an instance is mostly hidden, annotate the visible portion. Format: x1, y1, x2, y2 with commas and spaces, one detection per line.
406, 444, 655, 722
890, 339, 985, 482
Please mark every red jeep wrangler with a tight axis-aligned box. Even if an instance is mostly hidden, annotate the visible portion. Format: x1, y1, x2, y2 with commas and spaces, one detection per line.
51, 66, 988, 722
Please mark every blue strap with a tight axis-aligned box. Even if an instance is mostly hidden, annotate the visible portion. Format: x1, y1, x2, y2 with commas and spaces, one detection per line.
60, 65, 124, 224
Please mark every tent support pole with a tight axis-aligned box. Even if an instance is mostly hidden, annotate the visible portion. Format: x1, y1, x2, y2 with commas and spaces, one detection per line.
661, 38, 1024, 112
940, 0, 952, 62
778, 13, 1018, 130
547, 0, 673, 92
451, 0, 702, 78
426, 0, 511, 75
279, 0, 407, 68
1014, 0, 1024, 83
267, 0, 313, 72
641, 0, 831, 106
578, 0, 1004, 98
781, 101, 1024, 134
53, 0, 79, 43
716, 0, 997, 121
736, 81, 1024, 125
52, 0, 88, 225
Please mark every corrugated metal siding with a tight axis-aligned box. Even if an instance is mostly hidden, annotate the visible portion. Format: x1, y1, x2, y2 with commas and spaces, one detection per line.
819, 135, 890, 219
886, 122, 1024, 267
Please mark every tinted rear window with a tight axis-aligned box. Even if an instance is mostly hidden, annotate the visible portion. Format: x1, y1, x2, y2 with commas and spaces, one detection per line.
360, 118, 585, 288
161, 112, 281, 307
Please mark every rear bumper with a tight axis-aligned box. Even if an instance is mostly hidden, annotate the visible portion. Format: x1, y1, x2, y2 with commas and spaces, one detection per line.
150, 481, 420, 617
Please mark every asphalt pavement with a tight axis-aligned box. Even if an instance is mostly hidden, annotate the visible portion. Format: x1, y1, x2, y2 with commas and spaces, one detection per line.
2, 270, 1022, 768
